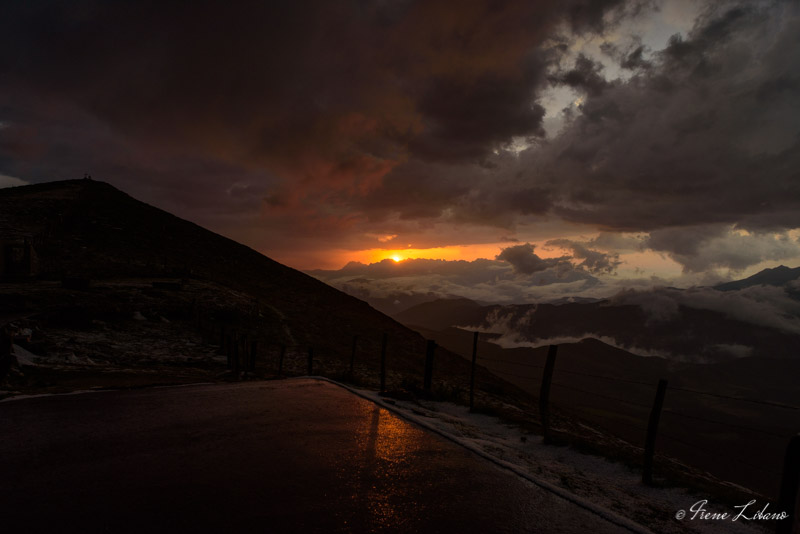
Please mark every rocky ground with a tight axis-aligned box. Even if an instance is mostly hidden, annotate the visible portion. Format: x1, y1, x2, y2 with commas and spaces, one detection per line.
1, 278, 239, 397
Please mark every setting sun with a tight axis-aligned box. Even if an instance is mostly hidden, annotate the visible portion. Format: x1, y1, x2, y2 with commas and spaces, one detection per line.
362, 245, 498, 265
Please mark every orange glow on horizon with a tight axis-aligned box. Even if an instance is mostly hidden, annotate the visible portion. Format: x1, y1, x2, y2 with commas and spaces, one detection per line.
335, 242, 572, 267
368, 247, 467, 264
278, 238, 685, 278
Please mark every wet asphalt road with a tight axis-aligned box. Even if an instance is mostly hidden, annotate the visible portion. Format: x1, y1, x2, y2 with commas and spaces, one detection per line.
0, 379, 632, 533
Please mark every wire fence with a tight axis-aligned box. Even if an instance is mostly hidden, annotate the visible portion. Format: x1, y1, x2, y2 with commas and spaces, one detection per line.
666, 385, 799, 410
189, 307, 799, 513
448, 332, 798, 505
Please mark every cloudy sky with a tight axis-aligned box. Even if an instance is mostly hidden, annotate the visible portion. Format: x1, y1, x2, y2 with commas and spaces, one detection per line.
2, 0, 799, 301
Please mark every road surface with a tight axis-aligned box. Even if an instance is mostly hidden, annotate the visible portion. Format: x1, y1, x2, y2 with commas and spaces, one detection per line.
0, 379, 635, 533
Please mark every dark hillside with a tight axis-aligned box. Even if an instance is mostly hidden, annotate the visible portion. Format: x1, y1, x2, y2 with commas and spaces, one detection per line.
0, 180, 415, 353
392, 297, 486, 331
0, 179, 530, 404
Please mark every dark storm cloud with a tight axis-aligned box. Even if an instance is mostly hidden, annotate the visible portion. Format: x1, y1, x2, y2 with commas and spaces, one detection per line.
545, 238, 622, 274
600, 39, 653, 71
565, 0, 645, 33
495, 243, 573, 275
588, 232, 646, 252
620, 45, 652, 70
646, 225, 800, 273
410, 63, 548, 162
548, 54, 610, 96
0, 0, 640, 247
0, 2, 571, 183
513, 0, 800, 271
2, 0, 798, 275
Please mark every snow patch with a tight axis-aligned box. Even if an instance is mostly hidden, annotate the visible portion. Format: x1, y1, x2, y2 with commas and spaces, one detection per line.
12, 344, 41, 366
316, 378, 770, 534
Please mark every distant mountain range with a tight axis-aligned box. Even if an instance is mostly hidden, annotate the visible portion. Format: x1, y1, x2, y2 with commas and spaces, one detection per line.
714, 264, 800, 292
393, 264, 800, 362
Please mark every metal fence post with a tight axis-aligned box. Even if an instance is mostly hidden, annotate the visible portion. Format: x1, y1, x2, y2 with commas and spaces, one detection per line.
470, 331, 479, 412
643, 379, 668, 485
539, 345, 558, 443
240, 334, 248, 372
232, 332, 240, 375
218, 326, 226, 355
250, 339, 258, 372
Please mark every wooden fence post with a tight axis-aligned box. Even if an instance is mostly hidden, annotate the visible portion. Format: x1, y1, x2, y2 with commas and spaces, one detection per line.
232, 333, 240, 376
539, 344, 558, 443
350, 335, 358, 377
642, 379, 668, 485
240, 334, 248, 372
380, 333, 388, 393
250, 340, 258, 372
0, 326, 12, 380
307, 347, 314, 376
218, 326, 226, 355
777, 434, 800, 534
278, 344, 285, 376
423, 340, 436, 394
470, 331, 479, 412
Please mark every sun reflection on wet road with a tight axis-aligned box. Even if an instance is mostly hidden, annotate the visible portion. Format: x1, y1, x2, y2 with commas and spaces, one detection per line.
338, 404, 431, 531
